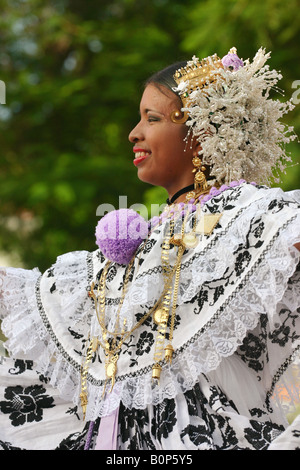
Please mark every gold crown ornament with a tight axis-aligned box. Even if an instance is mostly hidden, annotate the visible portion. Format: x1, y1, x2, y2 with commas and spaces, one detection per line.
171, 48, 245, 124
174, 54, 224, 106
171, 53, 224, 123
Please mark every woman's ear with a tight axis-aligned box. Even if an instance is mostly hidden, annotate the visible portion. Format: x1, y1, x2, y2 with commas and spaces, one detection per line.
192, 141, 202, 157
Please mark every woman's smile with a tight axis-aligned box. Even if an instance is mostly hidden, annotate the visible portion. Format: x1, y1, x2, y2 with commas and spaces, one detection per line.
133, 147, 152, 166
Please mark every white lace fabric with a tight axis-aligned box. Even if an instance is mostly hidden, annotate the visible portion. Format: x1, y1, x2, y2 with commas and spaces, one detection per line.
0, 183, 299, 423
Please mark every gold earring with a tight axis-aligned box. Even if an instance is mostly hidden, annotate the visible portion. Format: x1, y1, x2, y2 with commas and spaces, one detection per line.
192, 152, 208, 194
170, 109, 188, 123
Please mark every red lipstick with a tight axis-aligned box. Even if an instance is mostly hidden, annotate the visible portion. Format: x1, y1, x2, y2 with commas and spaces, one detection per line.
133, 148, 151, 166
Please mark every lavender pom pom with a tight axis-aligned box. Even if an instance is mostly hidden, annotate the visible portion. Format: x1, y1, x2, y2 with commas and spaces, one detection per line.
222, 48, 244, 70
95, 209, 149, 264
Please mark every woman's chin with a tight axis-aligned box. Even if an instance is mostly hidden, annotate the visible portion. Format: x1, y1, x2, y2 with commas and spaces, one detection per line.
136, 169, 159, 187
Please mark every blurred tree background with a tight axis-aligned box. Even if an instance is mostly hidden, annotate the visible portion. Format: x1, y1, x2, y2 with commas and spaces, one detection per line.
0, 0, 299, 271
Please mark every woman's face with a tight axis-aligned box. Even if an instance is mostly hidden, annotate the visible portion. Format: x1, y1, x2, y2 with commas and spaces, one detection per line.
128, 84, 196, 197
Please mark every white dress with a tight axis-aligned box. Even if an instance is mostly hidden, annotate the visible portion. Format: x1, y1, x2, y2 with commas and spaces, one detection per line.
0, 182, 300, 450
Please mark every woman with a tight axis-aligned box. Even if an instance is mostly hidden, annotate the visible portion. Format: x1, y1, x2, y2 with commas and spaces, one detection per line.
0, 47, 299, 450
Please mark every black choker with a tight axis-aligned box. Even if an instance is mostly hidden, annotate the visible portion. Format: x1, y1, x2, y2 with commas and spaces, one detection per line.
166, 184, 195, 205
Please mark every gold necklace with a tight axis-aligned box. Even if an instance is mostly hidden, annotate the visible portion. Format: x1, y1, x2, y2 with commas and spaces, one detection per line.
80, 243, 183, 419
80, 193, 208, 419
151, 202, 192, 380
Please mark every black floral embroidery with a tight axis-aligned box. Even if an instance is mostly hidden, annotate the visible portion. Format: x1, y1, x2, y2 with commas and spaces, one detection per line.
234, 251, 252, 276
244, 420, 284, 450
151, 399, 176, 441
96, 250, 106, 263
136, 331, 154, 357
194, 289, 209, 314
118, 381, 286, 450
0, 440, 25, 450
209, 385, 239, 414
238, 331, 266, 373
37, 372, 51, 385
250, 407, 268, 418
0, 385, 55, 426
8, 359, 33, 375
269, 307, 300, 347
56, 418, 100, 450
268, 199, 285, 213
253, 221, 265, 238
180, 423, 214, 448
213, 284, 225, 304
184, 389, 200, 417
46, 267, 54, 277
107, 265, 117, 283
50, 282, 56, 293
118, 405, 155, 450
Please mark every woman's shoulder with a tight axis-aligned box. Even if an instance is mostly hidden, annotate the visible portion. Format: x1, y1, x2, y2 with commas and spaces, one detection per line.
202, 182, 300, 222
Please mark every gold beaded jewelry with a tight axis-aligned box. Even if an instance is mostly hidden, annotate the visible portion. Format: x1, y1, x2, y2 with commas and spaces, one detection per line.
80, 241, 184, 418
151, 202, 193, 381
80, 186, 217, 419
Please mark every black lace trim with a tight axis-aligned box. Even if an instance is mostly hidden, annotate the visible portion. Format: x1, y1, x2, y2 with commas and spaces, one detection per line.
34, 251, 95, 375
35, 276, 82, 374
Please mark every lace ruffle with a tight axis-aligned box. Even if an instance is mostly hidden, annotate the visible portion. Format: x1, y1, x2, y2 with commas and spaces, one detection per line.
0, 267, 42, 352
0, 251, 94, 406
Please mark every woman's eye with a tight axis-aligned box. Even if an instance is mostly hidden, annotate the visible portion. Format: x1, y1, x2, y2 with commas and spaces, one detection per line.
147, 116, 160, 122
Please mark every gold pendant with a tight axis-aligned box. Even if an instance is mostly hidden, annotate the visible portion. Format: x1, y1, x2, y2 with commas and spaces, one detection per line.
196, 213, 223, 235
79, 391, 88, 421
185, 190, 196, 201
105, 354, 118, 394
182, 233, 198, 248
152, 363, 162, 381
153, 308, 169, 326
164, 344, 174, 364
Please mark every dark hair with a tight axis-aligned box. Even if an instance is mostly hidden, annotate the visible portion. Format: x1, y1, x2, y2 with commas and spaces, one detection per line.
145, 61, 187, 101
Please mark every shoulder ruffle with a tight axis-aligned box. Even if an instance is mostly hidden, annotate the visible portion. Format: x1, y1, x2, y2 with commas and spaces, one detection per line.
0, 250, 99, 407
0, 266, 41, 341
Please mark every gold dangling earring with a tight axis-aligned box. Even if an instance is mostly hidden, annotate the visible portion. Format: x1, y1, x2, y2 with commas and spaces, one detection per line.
192, 151, 208, 195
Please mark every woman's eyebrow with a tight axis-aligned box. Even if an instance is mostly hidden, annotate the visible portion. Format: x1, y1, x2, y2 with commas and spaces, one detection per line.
139, 108, 165, 116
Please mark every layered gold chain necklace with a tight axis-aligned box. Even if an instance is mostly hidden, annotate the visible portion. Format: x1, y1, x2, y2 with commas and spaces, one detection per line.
79, 185, 221, 420
79, 207, 189, 419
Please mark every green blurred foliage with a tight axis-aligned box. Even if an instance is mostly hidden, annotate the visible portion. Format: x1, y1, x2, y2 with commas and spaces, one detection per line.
0, 0, 299, 271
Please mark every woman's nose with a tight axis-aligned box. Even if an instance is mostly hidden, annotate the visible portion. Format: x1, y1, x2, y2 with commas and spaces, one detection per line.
128, 120, 143, 143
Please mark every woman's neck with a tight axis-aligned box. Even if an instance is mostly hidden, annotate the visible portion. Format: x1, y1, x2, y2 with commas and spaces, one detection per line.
166, 183, 195, 205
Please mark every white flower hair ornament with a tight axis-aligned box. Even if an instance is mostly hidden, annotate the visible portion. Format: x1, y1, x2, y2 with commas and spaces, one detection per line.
173, 47, 297, 185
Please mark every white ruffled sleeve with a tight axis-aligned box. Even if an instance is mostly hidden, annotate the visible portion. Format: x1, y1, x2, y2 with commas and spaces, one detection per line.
0, 250, 99, 406
0, 266, 42, 353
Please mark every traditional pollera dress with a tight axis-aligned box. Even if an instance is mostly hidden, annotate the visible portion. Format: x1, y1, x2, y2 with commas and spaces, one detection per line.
0, 181, 300, 450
